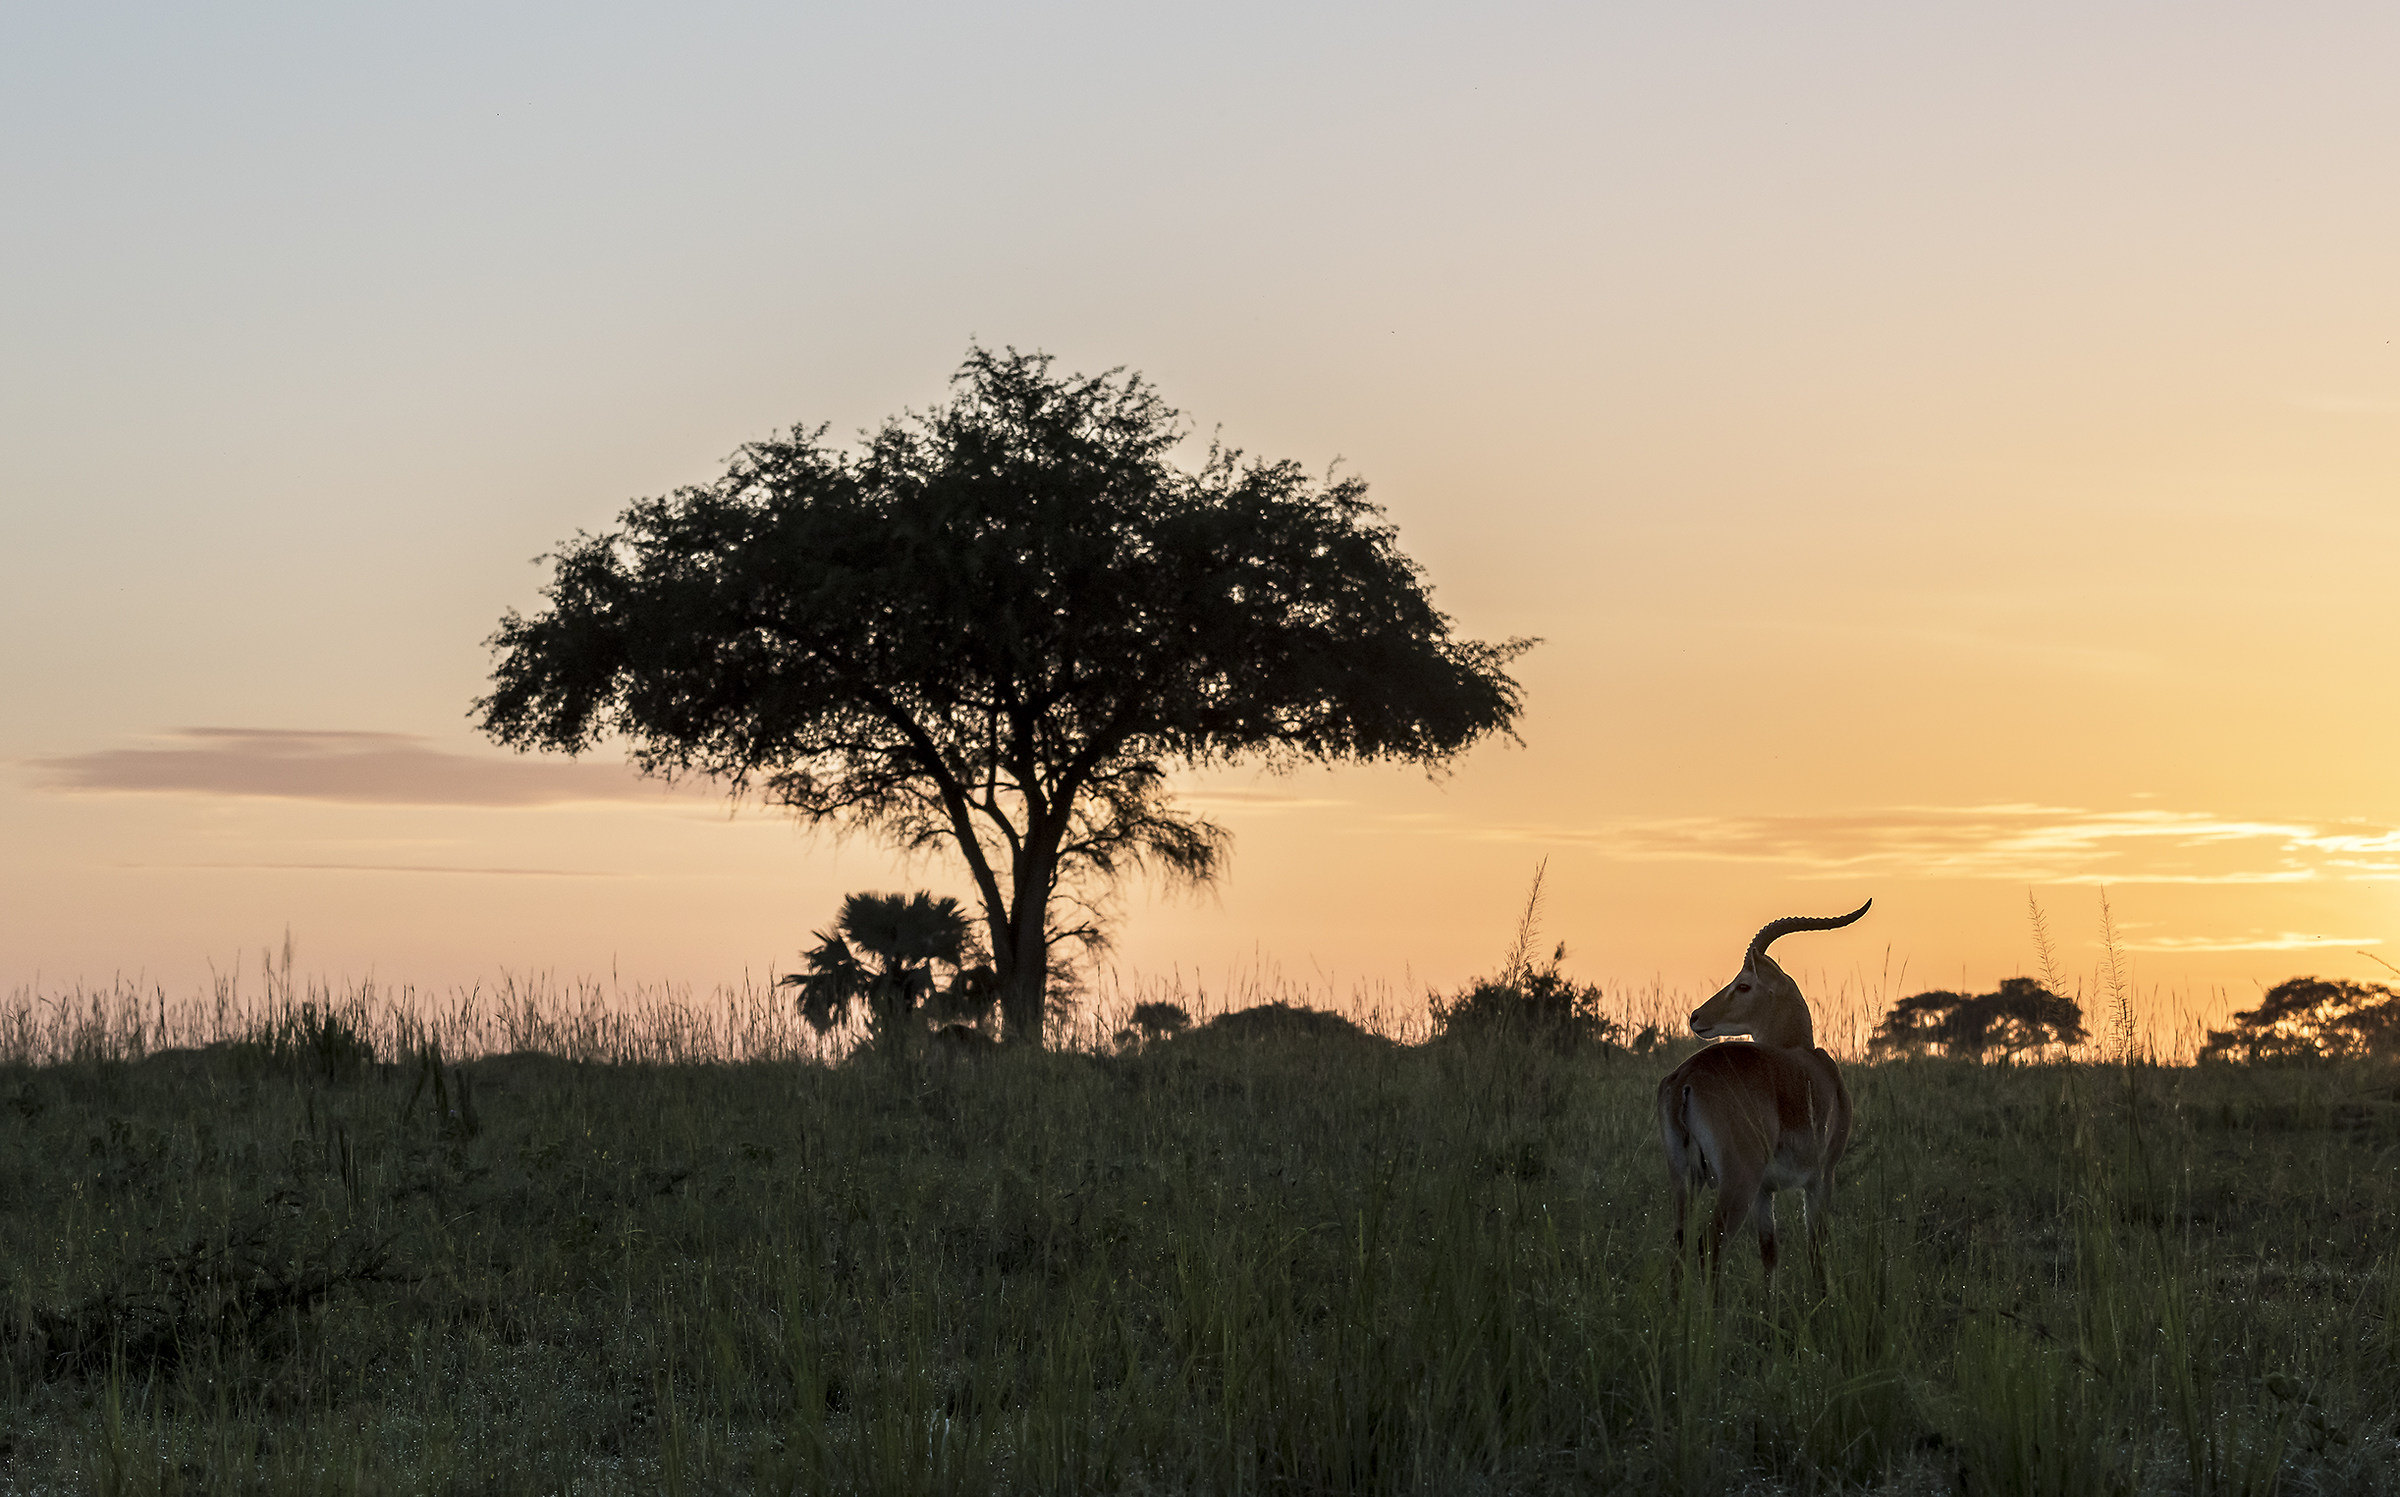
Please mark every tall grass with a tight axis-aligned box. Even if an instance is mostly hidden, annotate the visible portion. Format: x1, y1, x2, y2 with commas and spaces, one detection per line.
2, 963, 2395, 1492
0, 953, 2251, 1079
0, 963, 842, 1072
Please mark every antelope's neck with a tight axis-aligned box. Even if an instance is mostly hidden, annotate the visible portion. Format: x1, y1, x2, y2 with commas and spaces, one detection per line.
1758, 1001, 1817, 1051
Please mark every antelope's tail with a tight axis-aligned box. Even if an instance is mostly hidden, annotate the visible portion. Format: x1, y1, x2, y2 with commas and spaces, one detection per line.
1659, 1080, 1702, 1186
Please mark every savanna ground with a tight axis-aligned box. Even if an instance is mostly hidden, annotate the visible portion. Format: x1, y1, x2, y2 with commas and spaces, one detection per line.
1, 970, 2395, 1495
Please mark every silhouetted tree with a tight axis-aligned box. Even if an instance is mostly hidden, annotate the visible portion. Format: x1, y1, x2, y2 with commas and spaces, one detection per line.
2198, 977, 2400, 1063
1868, 977, 2086, 1061
782, 890, 974, 1051
1867, 989, 1963, 1059
477, 347, 1529, 1046
1973, 977, 2090, 1060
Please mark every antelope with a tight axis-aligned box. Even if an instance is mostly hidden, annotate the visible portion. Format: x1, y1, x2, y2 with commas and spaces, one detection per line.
1656, 901, 1870, 1281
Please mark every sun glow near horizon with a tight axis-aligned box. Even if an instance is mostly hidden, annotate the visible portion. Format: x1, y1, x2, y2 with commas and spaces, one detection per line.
11, 731, 2393, 1047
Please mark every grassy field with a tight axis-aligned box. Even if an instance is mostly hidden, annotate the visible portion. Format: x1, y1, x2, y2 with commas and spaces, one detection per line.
1, 975, 2395, 1494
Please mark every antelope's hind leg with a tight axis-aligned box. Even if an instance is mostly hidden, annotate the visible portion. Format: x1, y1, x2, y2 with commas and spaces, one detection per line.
1802, 1168, 1836, 1288
1659, 1084, 1698, 1274
1704, 1150, 1768, 1281
1747, 1186, 1780, 1276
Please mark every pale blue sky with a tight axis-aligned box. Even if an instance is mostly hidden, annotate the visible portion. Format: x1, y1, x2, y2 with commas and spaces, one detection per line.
6, 4, 2398, 1026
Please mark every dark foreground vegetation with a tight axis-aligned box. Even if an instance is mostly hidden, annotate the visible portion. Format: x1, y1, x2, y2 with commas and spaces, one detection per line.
2, 983, 2396, 1495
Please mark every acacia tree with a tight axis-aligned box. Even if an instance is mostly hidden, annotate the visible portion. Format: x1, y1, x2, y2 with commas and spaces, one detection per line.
1867, 977, 2087, 1062
2198, 977, 2400, 1063
475, 348, 1529, 1046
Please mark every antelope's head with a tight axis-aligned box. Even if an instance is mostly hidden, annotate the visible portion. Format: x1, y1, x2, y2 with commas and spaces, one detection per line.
1688, 901, 1872, 1050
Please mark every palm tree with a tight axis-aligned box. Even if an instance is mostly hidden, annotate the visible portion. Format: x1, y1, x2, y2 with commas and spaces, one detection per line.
783, 891, 975, 1050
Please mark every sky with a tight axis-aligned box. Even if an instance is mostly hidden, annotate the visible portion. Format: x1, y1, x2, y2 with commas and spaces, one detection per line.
4, 3, 2396, 1042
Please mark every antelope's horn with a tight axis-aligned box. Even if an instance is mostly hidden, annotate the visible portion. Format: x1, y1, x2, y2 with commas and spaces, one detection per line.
1745, 900, 1873, 965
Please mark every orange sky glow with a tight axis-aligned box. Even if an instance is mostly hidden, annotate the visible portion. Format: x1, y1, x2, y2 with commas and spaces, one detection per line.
4, 5, 2396, 1051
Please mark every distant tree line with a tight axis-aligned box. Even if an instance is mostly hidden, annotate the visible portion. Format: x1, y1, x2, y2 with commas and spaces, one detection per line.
1863, 972, 2400, 1065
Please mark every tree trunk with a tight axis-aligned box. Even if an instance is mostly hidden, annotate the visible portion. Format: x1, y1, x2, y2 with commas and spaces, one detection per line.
999, 961, 1045, 1048
997, 853, 1052, 1048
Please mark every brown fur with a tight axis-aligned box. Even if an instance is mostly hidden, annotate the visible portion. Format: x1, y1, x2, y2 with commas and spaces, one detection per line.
1657, 1040, 1850, 1276
1657, 903, 1867, 1279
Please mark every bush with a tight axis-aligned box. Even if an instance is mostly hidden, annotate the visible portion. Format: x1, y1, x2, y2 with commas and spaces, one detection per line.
1129, 1000, 1192, 1039
1198, 1002, 1386, 1046
1112, 1000, 1194, 1050
1430, 943, 1620, 1052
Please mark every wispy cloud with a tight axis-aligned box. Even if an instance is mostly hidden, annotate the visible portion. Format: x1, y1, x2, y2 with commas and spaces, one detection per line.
24, 727, 663, 808
118, 861, 618, 878
2119, 932, 2383, 953
1492, 803, 2400, 887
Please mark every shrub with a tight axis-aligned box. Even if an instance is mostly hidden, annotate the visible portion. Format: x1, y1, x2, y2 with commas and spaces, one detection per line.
1430, 943, 1621, 1053
1198, 1002, 1385, 1046
1112, 1000, 1194, 1050
1129, 1000, 1192, 1040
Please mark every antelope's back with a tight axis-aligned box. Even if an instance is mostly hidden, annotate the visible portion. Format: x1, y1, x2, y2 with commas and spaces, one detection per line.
1661, 1041, 1849, 1164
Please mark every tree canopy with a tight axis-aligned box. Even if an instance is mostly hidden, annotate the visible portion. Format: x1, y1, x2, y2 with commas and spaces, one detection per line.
2198, 977, 2400, 1064
1867, 977, 2087, 1062
476, 347, 1530, 1045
